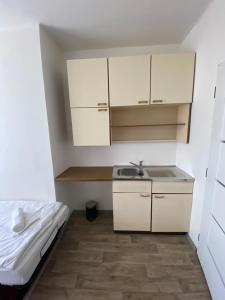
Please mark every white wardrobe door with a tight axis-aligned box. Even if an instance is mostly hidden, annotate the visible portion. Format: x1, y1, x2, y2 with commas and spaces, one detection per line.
220, 106, 225, 141
202, 247, 225, 300
212, 180, 225, 232
216, 142, 225, 185
208, 217, 225, 284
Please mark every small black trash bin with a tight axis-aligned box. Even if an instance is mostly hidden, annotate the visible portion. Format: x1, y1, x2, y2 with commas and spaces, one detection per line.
86, 200, 97, 221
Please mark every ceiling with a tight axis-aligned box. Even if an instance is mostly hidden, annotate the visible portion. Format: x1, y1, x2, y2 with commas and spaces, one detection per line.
2, 0, 211, 51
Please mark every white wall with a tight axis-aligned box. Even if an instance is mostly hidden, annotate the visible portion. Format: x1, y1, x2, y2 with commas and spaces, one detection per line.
0, 2, 31, 30
68, 143, 177, 166
176, 0, 225, 246
39, 27, 69, 176
70, 182, 112, 210
39, 26, 72, 208
0, 24, 56, 202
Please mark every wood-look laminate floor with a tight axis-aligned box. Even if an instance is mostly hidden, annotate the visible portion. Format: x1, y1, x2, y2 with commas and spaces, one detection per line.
30, 212, 211, 300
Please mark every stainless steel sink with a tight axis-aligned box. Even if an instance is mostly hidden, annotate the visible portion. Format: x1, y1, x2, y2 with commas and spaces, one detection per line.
112, 165, 194, 181
113, 166, 149, 180
117, 168, 140, 177
146, 169, 176, 177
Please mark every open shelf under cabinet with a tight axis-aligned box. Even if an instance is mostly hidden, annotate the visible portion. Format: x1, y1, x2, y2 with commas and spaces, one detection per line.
110, 104, 191, 143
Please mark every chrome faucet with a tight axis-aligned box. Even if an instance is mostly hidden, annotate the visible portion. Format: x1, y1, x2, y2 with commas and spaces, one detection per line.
129, 160, 144, 176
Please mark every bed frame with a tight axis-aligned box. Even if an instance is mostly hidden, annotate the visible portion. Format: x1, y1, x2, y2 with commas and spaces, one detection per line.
0, 223, 65, 300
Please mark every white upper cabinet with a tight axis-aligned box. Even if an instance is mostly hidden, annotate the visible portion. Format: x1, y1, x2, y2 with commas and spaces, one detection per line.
71, 108, 110, 146
109, 55, 150, 107
151, 53, 195, 104
67, 58, 109, 108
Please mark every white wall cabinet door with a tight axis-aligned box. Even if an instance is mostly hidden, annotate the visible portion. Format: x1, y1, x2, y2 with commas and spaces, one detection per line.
152, 194, 192, 232
67, 58, 108, 108
109, 55, 150, 107
151, 53, 195, 104
113, 192, 151, 231
71, 108, 110, 146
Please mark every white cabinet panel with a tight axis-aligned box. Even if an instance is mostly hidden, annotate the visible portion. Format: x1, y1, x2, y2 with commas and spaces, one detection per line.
152, 194, 192, 232
71, 108, 110, 146
151, 53, 195, 104
208, 217, 225, 284
67, 58, 108, 108
113, 181, 151, 193
152, 181, 193, 194
212, 181, 225, 232
109, 55, 150, 107
113, 192, 151, 231
217, 142, 225, 185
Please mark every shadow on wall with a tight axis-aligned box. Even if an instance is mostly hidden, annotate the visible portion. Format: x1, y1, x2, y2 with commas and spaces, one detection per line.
69, 182, 113, 210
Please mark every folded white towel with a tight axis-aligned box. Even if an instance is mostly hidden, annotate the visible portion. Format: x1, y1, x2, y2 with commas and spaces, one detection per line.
11, 208, 25, 233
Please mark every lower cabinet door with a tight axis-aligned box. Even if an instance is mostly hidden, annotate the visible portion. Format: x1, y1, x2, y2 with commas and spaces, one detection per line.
113, 193, 151, 231
152, 194, 192, 232
71, 108, 110, 146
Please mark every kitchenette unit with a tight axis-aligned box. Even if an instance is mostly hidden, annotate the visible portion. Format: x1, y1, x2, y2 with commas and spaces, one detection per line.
60, 51, 196, 233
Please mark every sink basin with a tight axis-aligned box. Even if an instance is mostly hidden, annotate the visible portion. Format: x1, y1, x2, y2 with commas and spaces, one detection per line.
113, 165, 193, 181
117, 168, 141, 177
146, 169, 176, 177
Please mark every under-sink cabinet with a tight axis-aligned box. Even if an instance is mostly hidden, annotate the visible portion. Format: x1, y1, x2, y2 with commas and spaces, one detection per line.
113, 181, 152, 231
152, 193, 192, 232
113, 180, 193, 233
152, 181, 193, 232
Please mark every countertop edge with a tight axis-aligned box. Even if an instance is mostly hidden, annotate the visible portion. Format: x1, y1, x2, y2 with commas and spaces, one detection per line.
55, 166, 194, 182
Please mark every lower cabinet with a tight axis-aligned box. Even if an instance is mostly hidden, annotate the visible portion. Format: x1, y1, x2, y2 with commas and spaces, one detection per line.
152, 193, 192, 232
113, 192, 151, 231
113, 181, 151, 231
112, 180, 193, 232
71, 108, 110, 146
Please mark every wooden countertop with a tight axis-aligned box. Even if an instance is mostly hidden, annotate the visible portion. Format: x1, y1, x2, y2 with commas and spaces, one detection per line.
55, 167, 113, 182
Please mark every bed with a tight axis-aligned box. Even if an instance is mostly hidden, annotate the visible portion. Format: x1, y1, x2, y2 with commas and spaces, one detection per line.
0, 200, 69, 299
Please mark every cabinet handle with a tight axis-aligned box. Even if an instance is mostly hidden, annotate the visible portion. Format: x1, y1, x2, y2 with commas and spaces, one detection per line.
97, 102, 107, 106
140, 193, 150, 197
138, 100, 149, 104
154, 195, 165, 199
98, 108, 108, 112
152, 100, 163, 103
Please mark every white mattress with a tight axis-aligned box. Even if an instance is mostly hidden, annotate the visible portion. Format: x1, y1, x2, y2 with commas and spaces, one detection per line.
0, 205, 69, 286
